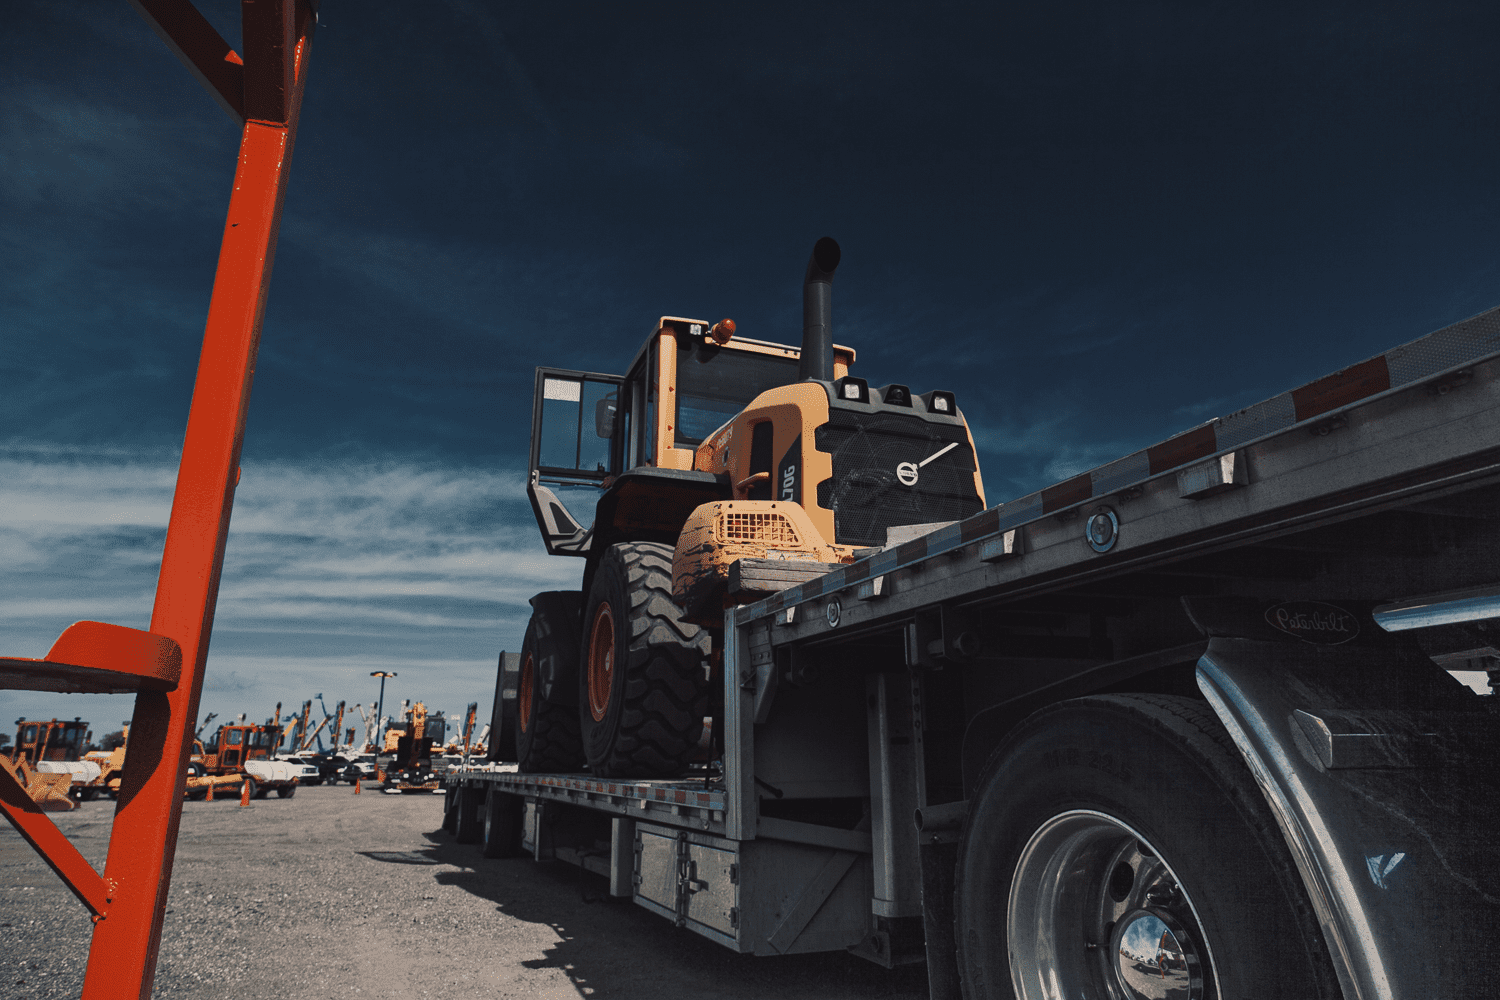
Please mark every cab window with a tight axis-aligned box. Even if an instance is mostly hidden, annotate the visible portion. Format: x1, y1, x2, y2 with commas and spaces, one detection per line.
673, 341, 800, 447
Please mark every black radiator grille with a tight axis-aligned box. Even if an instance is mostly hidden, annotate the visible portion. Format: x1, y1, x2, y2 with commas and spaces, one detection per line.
814, 410, 984, 547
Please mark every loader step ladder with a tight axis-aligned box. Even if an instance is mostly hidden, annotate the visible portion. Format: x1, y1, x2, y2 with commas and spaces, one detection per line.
0, 3, 316, 998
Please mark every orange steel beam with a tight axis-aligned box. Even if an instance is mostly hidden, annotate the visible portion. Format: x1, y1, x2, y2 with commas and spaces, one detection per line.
242, 0, 297, 123
80, 3, 316, 996
129, 0, 246, 125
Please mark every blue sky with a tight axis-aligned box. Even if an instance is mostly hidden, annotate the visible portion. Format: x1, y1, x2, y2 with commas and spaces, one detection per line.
4, 2, 1499, 742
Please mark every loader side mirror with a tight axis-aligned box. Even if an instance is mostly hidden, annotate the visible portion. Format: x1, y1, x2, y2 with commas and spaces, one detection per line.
595, 394, 618, 438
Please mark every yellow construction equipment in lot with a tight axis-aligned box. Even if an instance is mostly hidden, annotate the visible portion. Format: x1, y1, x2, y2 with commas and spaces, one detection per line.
0, 753, 76, 811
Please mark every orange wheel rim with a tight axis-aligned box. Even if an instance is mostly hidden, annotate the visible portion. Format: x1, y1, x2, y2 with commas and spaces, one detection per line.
518, 651, 535, 734
587, 602, 615, 723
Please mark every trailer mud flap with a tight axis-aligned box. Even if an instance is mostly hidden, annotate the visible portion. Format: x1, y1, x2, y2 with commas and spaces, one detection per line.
1197, 638, 1500, 1000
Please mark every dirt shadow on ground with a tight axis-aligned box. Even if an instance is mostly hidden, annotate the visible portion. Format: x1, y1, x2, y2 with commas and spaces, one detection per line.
400, 827, 931, 1000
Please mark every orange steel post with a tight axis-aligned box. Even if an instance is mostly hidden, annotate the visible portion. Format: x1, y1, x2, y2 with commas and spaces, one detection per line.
81, 3, 316, 996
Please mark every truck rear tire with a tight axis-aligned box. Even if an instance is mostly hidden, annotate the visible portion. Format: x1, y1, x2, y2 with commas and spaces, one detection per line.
954, 694, 1340, 1000
580, 542, 711, 778
517, 596, 585, 773
276, 785, 296, 799
482, 790, 524, 858
455, 785, 482, 844
442, 786, 459, 833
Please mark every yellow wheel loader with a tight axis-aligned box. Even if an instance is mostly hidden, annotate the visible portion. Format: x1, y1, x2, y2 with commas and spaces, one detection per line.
519, 238, 984, 778
4, 717, 95, 807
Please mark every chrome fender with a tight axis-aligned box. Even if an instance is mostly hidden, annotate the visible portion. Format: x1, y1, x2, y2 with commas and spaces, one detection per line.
1197, 638, 1500, 1000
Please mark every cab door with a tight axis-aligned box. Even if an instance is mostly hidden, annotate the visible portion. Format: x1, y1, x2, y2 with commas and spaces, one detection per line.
221, 728, 244, 768
528, 368, 624, 556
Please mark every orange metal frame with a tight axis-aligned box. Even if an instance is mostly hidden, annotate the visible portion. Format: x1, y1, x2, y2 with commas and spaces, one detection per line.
0, 2, 316, 996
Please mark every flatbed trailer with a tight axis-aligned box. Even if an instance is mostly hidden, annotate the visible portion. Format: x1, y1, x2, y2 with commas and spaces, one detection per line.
448, 306, 1500, 999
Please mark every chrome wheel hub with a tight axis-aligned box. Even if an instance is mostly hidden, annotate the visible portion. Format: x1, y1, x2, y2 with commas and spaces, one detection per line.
1110, 907, 1203, 999
1007, 810, 1214, 1000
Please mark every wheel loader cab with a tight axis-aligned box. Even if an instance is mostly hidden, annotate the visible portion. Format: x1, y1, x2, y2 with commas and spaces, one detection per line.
219, 727, 243, 768
203, 723, 280, 772
526, 317, 854, 559
9, 718, 91, 766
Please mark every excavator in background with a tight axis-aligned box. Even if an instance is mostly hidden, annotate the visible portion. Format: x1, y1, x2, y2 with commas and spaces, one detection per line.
194, 712, 218, 740
459, 702, 482, 758
287, 700, 312, 755
280, 700, 345, 783
379, 702, 446, 793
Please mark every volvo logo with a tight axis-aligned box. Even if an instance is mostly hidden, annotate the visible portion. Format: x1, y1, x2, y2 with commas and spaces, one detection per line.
896, 462, 919, 486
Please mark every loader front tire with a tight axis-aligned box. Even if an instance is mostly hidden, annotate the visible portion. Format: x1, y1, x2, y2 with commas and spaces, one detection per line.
516, 594, 585, 773
580, 542, 711, 778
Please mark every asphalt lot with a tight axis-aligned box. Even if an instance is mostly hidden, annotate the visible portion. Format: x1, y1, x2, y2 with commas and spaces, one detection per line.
1, 782, 931, 999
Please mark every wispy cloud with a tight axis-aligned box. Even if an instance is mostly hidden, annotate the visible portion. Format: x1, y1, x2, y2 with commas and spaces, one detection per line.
0, 444, 579, 735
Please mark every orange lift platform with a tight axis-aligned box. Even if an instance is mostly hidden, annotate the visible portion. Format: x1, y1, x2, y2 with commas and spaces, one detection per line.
0, 2, 317, 996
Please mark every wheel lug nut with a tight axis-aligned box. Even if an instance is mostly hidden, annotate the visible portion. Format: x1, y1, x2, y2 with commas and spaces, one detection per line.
1146, 883, 1179, 906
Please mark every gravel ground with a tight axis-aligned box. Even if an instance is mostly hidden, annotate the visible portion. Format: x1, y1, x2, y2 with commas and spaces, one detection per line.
1, 783, 931, 999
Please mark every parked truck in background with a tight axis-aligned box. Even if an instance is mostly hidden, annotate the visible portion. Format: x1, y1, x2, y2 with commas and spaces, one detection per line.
446, 240, 1500, 998
191, 722, 306, 799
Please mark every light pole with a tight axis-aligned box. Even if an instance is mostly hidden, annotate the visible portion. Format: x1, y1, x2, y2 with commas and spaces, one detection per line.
370, 671, 396, 748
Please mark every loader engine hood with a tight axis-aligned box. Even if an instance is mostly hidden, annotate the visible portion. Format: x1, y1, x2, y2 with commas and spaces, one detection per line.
814, 380, 985, 547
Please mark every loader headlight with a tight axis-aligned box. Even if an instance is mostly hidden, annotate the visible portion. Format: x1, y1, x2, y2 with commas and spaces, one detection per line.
835, 376, 869, 403
922, 390, 957, 414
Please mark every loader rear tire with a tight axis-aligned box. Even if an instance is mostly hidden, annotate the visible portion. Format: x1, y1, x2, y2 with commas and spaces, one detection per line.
580, 542, 712, 778
276, 784, 296, 799
517, 595, 585, 773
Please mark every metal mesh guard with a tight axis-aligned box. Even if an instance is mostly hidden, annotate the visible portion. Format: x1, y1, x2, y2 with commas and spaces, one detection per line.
720, 511, 801, 546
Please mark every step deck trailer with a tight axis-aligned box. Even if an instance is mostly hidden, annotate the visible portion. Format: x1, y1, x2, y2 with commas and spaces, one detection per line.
447, 306, 1500, 999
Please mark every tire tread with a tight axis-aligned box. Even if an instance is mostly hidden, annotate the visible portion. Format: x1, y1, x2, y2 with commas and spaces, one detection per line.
584, 542, 710, 777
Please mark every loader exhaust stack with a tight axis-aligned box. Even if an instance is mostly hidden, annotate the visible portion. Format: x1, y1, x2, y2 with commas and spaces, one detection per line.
798, 237, 841, 382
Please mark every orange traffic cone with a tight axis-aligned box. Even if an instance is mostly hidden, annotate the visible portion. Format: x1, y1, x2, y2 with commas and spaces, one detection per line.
205, 779, 213, 802
239, 779, 251, 807
353, 774, 361, 795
